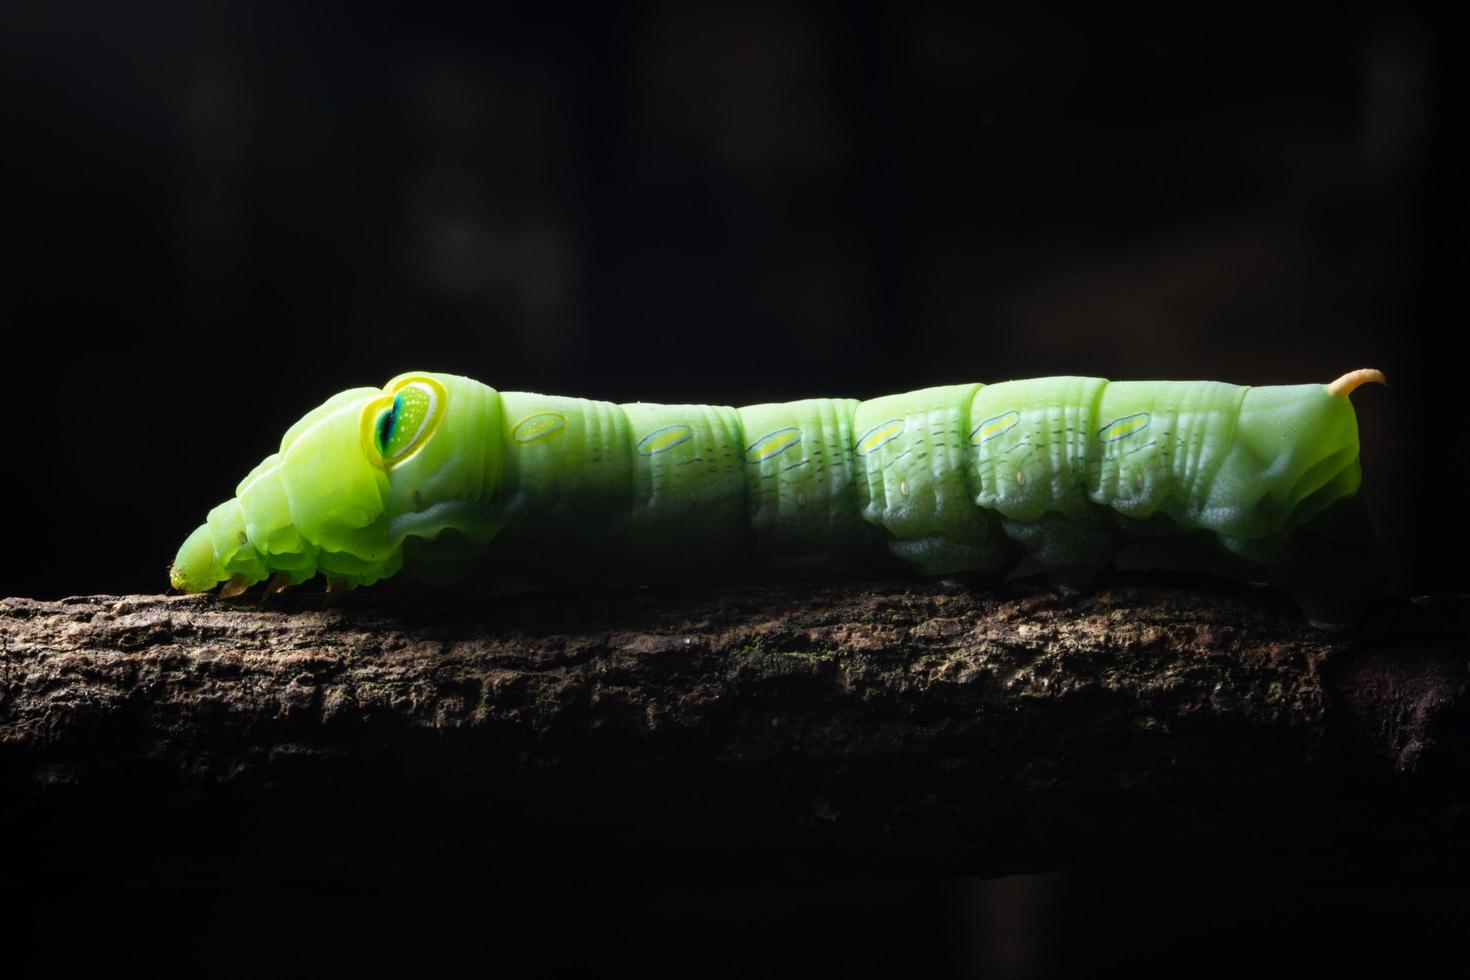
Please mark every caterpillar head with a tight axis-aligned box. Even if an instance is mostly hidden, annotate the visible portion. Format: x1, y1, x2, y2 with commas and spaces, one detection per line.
170, 371, 503, 594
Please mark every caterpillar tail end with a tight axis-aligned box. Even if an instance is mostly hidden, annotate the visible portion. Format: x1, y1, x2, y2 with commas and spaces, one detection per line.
169, 523, 230, 594
1326, 368, 1387, 398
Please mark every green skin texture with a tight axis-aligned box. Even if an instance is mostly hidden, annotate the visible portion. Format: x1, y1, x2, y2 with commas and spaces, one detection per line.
170, 372, 1366, 595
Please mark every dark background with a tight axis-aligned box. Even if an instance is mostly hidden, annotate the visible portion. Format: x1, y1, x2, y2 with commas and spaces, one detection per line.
2, 1, 1463, 976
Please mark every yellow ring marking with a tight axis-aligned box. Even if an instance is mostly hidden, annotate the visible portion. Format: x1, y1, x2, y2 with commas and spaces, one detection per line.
512, 413, 567, 444
745, 427, 802, 463
855, 418, 905, 456
1098, 412, 1151, 443
637, 424, 694, 455
970, 410, 1021, 444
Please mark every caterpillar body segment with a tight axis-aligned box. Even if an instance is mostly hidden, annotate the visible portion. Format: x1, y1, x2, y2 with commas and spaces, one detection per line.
170, 370, 1383, 623
738, 397, 880, 575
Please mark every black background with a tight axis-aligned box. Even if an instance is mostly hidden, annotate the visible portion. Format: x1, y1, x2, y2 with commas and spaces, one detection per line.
2, 1, 1464, 975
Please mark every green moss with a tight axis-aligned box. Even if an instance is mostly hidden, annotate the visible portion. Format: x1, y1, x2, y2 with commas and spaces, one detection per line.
734, 635, 847, 664
785, 646, 844, 662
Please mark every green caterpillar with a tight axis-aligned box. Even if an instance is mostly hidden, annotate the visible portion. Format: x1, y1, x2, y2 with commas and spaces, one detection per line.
170, 369, 1386, 624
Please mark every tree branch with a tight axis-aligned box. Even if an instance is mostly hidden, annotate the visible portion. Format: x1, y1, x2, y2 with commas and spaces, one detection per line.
2, 579, 1467, 888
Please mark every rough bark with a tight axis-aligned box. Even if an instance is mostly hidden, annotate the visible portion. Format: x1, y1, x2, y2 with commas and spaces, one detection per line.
2, 578, 1467, 888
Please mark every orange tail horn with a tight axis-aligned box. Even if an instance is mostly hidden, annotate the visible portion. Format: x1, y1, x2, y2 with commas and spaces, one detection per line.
1326, 368, 1387, 398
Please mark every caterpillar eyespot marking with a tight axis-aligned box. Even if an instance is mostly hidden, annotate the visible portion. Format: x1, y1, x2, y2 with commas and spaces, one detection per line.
171, 368, 1385, 628
513, 413, 567, 444
746, 427, 803, 462
637, 424, 695, 455
857, 419, 905, 456
971, 410, 1021, 444
1098, 412, 1151, 443
381, 383, 436, 460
